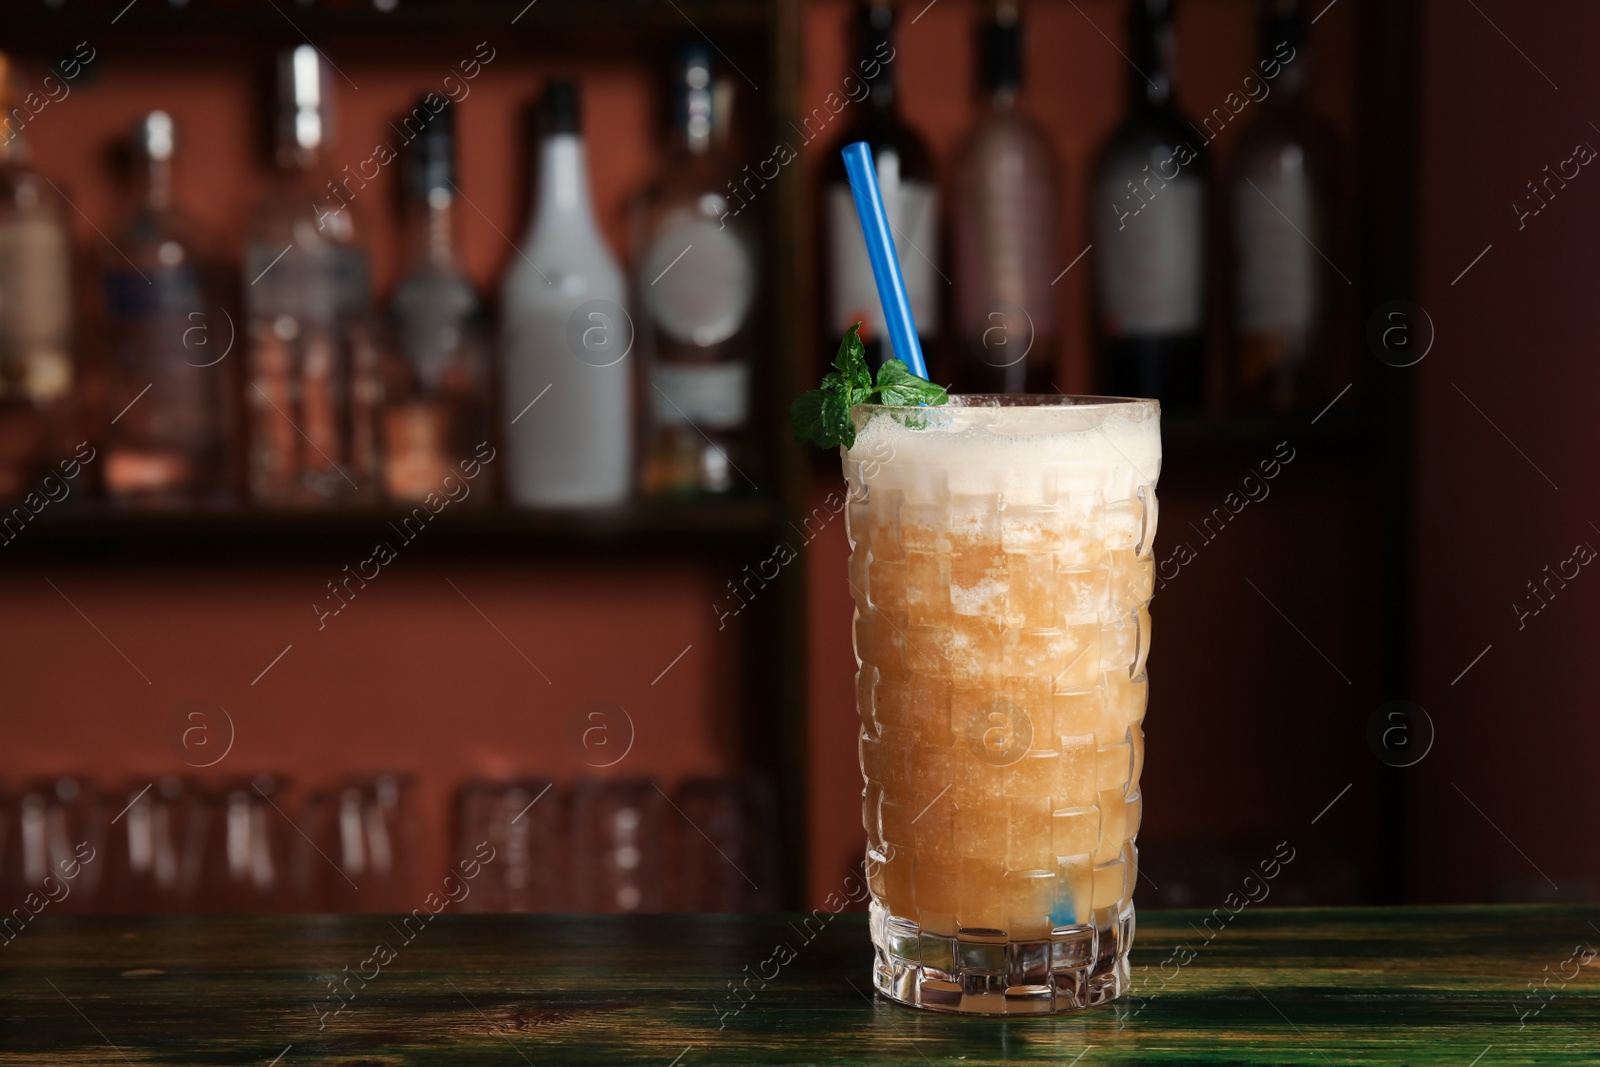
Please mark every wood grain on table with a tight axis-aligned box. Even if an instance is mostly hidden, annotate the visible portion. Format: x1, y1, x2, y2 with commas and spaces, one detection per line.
1, 907, 1596, 1065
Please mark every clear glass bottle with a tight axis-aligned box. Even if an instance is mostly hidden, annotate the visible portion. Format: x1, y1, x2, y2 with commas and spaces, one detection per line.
102, 111, 231, 505
385, 99, 492, 504
822, 0, 939, 375
243, 45, 378, 507
951, 1, 1062, 394
1230, 0, 1339, 413
1091, 0, 1207, 413
0, 52, 75, 499
635, 42, 758, 497
501, 81, 632, 509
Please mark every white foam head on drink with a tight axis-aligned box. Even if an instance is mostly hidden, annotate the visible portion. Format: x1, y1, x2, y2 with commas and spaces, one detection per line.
845, 400, 1161, 506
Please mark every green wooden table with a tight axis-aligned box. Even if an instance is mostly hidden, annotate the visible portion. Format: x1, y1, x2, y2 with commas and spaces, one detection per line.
2, 907, 1596, 1065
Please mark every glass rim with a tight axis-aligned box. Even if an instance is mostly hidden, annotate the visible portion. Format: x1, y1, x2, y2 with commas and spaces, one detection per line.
851, 394, 1160, 413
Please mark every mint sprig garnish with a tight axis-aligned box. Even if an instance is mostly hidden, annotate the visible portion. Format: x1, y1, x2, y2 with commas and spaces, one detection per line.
790, 323, 948, 449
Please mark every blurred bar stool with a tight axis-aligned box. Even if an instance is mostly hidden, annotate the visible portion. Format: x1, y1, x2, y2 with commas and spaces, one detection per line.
299, 773, 415, 912
673, 776, 780, 912
105, 776, 209, 912
4, 776, 105, 914
571, 779, 667, 913
455, 779, 564, 912
200, 774, 293, 912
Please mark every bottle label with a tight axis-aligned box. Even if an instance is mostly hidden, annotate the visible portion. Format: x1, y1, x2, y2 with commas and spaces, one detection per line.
244, 240, 369, 327
0, 216, 73, 400
828, 170, 939, 340
104, 265, 217, 447
382, 401, 452, 502
1235, 169, 1315, 334
392, 272, 482, 390
1094, 175, 1204, 336
105, 264, 203, 319
652, 362, 748, 430
641, 217, 754, 347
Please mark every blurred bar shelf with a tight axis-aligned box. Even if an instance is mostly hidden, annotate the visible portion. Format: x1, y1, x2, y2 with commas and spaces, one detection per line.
12, 495, 781, 559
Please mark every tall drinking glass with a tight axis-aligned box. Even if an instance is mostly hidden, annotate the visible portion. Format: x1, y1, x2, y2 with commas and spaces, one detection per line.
844, 395, 1160, 1015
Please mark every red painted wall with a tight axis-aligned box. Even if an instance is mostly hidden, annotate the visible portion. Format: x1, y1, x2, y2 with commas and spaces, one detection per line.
1411, 0, 1600, 902
0, 562, 743, 906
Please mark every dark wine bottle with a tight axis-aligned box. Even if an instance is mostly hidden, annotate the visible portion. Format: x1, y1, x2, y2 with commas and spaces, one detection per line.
950, 1, 1062, 394
1091, 0, 1206, 412
821, 0, 939, 376
1230, 0, 1339, 413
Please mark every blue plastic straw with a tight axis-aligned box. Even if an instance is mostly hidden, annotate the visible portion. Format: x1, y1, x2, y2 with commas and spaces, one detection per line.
840, 141, 929, 380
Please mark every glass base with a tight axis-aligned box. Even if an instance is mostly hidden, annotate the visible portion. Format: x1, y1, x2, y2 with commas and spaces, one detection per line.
870, 900, 1135, 1015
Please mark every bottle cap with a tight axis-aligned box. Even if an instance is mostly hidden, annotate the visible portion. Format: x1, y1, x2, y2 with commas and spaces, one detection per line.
979, 3, 1023, 92
403, 98, 455, 198
672, 37, 716, 149
541, 80, 581, 135
1260, 0, 1304, 57
857, 0, 896, 88
134, 110, 176, 162
1128, 0, 1175, 40
862, 0, 894, 35
1127, 0, 1175, 104
277, 44, 334, 153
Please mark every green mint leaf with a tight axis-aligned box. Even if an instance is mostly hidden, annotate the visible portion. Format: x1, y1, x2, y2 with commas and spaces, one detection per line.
790, 388, 829, 446
794, 325, 945, 450
873, 358, 950, 407
822, 389, 856, 449
791, 370, 858, 448
833, 322, 871, 394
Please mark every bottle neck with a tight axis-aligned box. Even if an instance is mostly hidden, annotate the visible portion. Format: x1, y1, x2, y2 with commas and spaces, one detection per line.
1129, 13, 1175, 111
868, 79, 898, 115
1270, 47, 1308, 100
673, 115, 712, 160
141, 156, 174, 214
861, 16, 899, 117
674, 72, 714, 158
681, 125, 711, 157
989, 84, 1019, 115
277, 142, 325, 172
532, 133, 598, 234
407, 189, 459, 272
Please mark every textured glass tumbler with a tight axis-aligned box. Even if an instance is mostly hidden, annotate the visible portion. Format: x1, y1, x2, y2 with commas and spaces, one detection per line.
843, 395, 1160, 1015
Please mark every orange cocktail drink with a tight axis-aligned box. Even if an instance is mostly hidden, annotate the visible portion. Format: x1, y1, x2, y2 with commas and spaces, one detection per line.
845, 395, 1160, 1015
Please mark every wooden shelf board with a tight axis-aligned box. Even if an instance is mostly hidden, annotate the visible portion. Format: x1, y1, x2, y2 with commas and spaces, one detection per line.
3, 0, 770, 54
8, 495, 782, 559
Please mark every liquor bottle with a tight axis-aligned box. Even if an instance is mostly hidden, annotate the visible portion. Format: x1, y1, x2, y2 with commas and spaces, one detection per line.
501, 81, 632, 508
1230, 0, 1338, 413
243, 45, 379, 507
0, 52, 75, 498
1091, 0, 1206, 412
385, 99, 492, 504
950, 1, 1061, 394
635, 41, 758, 497
102, 111, 231, 505
822, 0, 938, 374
